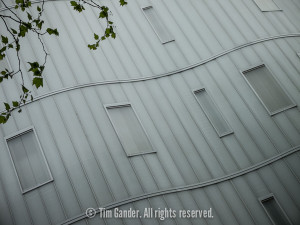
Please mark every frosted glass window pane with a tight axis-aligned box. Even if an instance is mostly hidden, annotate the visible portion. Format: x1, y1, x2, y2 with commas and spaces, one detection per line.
194, 89, 233, 137
253, 0, 280, 11
107, 105, 155, 156
261, 196, 291, 225
7, 130, 52, 193
142, 6, 174, 44
243, 65, 295, 115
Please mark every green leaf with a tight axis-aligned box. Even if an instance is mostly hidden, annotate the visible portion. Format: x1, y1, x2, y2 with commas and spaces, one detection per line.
99, 11, 108, 18
32, 77, 43, 88
4, 102, 10, 111
0, 46, 6, 53
70, 1, 85, 12
28, 61, 39, 69
12, 101, 19, 107
34, 19, 44, 29
0, 115, 7, 124
70, 1, 77, 7
1, 36, 8, 44
22, 85, 29, 93
11, 28, 18, 34
88, 44, 97, 50
27, 12, 32, 20
19, 24, 29, 37
94, 33, 99, 40
119, 0, 127, 6
16, 43, 20, 51
46, 28, 59, 36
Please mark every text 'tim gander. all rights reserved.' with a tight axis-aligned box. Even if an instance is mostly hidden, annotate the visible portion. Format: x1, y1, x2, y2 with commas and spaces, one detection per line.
86, 207, 214, 220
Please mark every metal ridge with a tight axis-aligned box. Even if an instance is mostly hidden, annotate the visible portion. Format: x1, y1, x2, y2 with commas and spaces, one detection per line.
58, 145, 300, 225
1, 33, 299, 113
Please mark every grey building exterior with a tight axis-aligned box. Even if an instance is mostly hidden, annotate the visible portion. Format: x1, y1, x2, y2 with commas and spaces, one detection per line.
0, 0, 300, 224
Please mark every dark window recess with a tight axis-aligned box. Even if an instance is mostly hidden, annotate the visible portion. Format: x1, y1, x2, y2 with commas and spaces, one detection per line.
261, 195, 291, 225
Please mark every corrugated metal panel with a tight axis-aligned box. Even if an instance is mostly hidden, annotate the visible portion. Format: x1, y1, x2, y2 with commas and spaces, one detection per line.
0, 0, 300, 224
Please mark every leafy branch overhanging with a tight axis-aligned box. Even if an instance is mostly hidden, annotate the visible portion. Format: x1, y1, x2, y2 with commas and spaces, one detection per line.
0, 0, 127, 124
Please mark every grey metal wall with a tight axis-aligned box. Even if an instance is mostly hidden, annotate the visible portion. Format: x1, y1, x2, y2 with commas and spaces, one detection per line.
0, 0, 300, 224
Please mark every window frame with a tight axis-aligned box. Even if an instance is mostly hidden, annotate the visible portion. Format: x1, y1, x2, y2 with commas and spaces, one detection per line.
252, 0, 282, 12
193, 88, 234, 138
241, 63, 296, 116
104, 102, 156, 157
259, 193, 292, 225
141, 6, 175, 44
5, 126, 53, 194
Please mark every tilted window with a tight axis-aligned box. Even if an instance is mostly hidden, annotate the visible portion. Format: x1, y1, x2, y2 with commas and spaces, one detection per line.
260, 194, 292, 225
142, 6, 174, 44
252, 0, 281, 11
105, 103, 156, 157
242, 64, 296, 115
5, 127, 53, 194
193, 89, 233, 137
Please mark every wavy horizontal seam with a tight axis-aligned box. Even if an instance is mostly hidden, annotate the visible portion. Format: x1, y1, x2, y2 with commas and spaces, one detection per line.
1, 33, 300, 114
58, 145, 300, 225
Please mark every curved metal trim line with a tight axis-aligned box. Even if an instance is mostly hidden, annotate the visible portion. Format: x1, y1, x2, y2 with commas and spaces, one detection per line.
59, 145, 300, 225
2, 33, 299, 114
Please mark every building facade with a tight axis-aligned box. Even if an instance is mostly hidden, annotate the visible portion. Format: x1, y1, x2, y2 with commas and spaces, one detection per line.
0, 0, 300, 224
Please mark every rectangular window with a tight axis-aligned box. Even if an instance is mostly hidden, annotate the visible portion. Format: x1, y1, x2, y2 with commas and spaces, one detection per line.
253, 0, 281, 11
260, 194, 291, 225
5, 127, 53, 194
105, 103, 156, 157
142, 6, 174, 44
193, 89, 233, 137
242, 64, 296, 115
